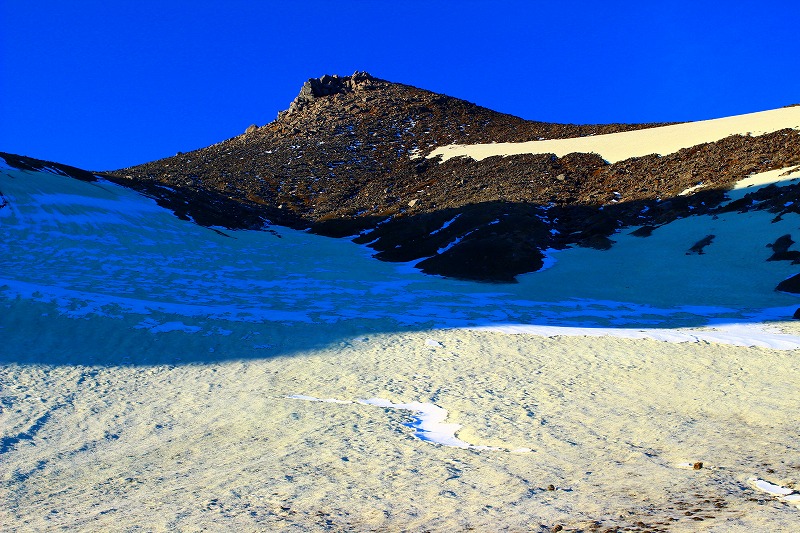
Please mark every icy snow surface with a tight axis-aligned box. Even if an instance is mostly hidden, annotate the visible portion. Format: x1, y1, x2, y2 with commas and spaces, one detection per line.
2, 163, 800, 360
726, 165, 800, 201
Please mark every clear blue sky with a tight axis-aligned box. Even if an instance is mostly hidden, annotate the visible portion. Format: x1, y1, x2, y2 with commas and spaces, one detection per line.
1, 1, 798, 170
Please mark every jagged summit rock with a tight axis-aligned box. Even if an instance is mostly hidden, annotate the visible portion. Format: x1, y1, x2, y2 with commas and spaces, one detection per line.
281, 71, 376, 118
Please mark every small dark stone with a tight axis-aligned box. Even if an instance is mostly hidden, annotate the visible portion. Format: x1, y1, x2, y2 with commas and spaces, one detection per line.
767, 234, 794, 253
693, 462, 703, 470
687, 235, 715, 255
547, 484, 556, 491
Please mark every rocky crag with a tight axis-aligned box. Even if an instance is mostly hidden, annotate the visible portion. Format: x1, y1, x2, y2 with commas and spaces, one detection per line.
7, 72, 800, 282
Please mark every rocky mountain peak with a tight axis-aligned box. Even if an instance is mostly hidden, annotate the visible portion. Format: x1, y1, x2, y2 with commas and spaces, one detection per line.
280, 71, 377, 118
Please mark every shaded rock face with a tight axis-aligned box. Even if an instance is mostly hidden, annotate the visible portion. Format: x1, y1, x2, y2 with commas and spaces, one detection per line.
9, 73, 800, 282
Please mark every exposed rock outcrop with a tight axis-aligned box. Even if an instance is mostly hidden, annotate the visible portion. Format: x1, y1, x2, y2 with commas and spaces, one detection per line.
281, 71, 376, 117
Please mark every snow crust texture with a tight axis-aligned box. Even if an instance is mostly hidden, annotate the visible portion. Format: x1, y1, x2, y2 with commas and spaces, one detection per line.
2, 164, 800, 531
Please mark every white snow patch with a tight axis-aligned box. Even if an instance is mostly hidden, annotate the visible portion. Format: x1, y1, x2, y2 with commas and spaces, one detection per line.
751, 478, 794, 496
288, 395, 530, 452
287, 395, 353, 405
750, 478, 800, 508
726, 165, 800, 201
357, 398, 516, 451
678, 183, 705, 196
536, 248, 560, 272
430, 214, 461, 235
437, 230, 476, 254
472, 320, 800, 349
428, 106, 800, 164
437, 236, 463, 254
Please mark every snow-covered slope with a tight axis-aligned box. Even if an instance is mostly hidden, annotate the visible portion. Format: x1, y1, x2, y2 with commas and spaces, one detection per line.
2, 162, 799, 363
3, 159, 800, 531
429, 106, 800, 163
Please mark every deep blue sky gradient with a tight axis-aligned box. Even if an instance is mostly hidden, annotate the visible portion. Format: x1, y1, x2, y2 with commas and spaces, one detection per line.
1, 1, 798, 170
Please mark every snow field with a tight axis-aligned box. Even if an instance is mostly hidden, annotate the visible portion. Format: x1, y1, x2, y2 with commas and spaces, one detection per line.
428, 106, 800, 163
3, 161, 800, 530
3, 330, 800, 530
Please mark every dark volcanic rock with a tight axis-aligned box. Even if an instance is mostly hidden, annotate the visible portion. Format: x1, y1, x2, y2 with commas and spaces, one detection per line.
347, 202, 553, 282
284, 71, 376, 116
108, 73, 666, 228
579, 234, 616, 250
105, 72, 679, 280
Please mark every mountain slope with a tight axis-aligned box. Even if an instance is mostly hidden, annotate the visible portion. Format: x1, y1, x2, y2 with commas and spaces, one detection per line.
100, 73, 666, 280
5, 72, 800, 282
101, 73, 800, 281
110, 72, 665, 222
